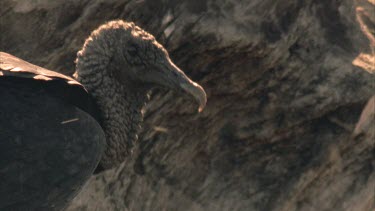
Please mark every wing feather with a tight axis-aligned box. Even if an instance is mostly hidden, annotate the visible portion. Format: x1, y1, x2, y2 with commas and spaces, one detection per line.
0, 51, 102, 124
0, 52, 82, 87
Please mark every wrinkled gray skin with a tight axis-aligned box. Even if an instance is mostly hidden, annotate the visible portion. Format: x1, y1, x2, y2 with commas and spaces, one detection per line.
74, 20, 206, 170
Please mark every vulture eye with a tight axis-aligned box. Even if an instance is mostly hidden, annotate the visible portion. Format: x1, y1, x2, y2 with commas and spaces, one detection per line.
127, 47, 137, 57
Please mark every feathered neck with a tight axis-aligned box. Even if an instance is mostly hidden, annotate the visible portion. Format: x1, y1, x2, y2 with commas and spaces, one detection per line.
74, 23, 149, 169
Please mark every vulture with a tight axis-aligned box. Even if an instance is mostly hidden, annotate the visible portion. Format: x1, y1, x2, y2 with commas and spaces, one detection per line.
0, 20, 206, 211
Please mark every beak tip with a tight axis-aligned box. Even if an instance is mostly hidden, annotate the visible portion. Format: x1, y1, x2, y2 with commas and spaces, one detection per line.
198, 95, 207, 113
197, 87, 207, 113
180, 81, 207, 113
198, 106, 204, 113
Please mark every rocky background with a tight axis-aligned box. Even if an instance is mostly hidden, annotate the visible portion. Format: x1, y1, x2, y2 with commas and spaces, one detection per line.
1, 0, 374, 210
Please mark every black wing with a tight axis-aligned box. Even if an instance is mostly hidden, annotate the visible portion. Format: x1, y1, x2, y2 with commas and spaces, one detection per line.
0, 52, 101, 122
0, 52, 81, 85
0, 52, 105, 210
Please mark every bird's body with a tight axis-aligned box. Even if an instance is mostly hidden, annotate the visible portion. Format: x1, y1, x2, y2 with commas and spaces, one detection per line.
0, 53, 105, 211
0, 20, 206, 210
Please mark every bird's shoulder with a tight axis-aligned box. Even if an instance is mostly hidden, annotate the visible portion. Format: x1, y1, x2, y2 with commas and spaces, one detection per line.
0, 52, 102, 123
0, 52, 81, 86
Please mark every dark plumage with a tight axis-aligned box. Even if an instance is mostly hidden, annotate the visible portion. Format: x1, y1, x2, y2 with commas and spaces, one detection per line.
0, 20, 206, 210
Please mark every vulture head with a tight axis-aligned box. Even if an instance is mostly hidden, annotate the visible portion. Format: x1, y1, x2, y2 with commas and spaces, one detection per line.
74, 20, 207, 170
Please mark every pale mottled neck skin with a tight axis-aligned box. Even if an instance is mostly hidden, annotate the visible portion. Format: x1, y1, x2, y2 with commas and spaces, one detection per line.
74, 25, 150, 169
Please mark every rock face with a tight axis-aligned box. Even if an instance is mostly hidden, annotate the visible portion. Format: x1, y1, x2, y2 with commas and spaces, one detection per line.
1, 0, 374, 210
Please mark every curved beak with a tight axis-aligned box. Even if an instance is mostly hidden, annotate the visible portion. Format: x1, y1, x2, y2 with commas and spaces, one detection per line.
179, 77, 207, 112
152, 59, 207, 112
